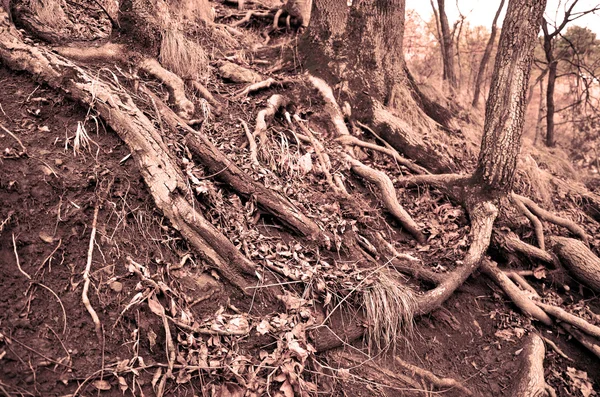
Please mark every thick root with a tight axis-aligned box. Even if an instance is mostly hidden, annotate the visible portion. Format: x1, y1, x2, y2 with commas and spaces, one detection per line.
343, 154, 426, 244
509, 334, 556, 397
254, 94, 288, 149
415, 198, 498, 314
549, 236, 600, 292
512, 192, 545, 250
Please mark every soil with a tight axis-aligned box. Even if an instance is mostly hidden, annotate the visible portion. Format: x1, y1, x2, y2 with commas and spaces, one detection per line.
0, 4, 599, 396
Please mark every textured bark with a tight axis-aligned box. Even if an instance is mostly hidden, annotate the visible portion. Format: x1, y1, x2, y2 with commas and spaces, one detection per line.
534, 75, 547, 146
472, 0, 546, 193
509, 334, 554, 397
471, 0, 505, 108
0, 10, 258, 293
550, 236, 600, 292
545, 56, 557, 147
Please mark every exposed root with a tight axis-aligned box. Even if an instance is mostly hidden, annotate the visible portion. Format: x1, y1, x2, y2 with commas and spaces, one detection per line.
394, 356, 473, 396
548, 236, 600, 292
515, 194, 588, 241
12, 233, 31, 280
218, 61, 262, 83
512, 192, 545, 250
343, 154, 425, 244
509, 334, 556, 397
82, 205, 103, 342
495, 230, 555, 264
505, 271, 540, 297
336, 134, 428, 175
481, 259, 552, 325
541, 336, 572, 361
536, 302, 600, 339
139, 58, 195, 119
0, 122, 27, 155
293, 115, 342, 195
190, 80, 223, 114
415, 199, 498, 315
254, 94, 288, 150
235, 77, 291, 98
231, 10, 271, 27
240, 118, 259, 166
561, 324, 600, 359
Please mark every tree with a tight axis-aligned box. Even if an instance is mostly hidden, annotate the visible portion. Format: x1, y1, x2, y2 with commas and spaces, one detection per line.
4, 0, 600, 394
540, 0, 600, 146
471, 0, 505, 107
429, 0, 458, 89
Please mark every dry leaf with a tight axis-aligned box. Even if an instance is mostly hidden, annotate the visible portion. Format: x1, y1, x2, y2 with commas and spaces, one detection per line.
148, 296, 165, 316
566, 367, 596, 397
92, 380, 111, 391
280, 380, 294, 397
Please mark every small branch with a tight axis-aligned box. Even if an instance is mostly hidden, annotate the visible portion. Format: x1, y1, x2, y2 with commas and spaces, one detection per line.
0, 123, 27, 155
82, 205, 102, 342
540, 336, 571, 361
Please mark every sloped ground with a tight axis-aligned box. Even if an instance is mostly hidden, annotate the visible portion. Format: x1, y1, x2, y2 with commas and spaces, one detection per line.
0, 1, 600, 395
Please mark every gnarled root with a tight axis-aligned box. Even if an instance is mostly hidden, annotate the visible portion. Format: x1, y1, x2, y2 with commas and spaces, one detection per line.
139, 58, 195, 119
343, 154, 426, 244
509, 334, 556, 397
254, 94, 289, 152
394, 356, 473, 396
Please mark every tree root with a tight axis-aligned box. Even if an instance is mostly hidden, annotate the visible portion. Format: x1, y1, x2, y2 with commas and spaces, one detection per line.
143, 89, 332, 247
235, 77, 292, 98
189, 80, 223, 114
509, 334, 556, 397
254, 94, 288, 151
82, 205, 103, 342
335, 134, 429, 175
139, 58, 195, 119
343, 154, 426, 244
562, 324, 600, 359
54, 42, 196, 119
548, 236, 600, 292
394, 356, 473, 396
481, 259, 552, 325
512, 192, 545, 250
0, 15, 259, 293
536, 302, 600, 339
240, 118, 259, 166
514, 194, 588, 241
494, 230, 555, 264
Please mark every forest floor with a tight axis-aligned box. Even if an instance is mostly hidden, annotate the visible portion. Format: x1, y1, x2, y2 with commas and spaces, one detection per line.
1, 2, 600, 396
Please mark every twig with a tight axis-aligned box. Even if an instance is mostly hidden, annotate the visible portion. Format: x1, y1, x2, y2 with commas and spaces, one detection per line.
34, 283, 67, 335
394, 356, 473, 395
1, 122, 27, 154
12, 233, 31, 280
82, 205, 102, 342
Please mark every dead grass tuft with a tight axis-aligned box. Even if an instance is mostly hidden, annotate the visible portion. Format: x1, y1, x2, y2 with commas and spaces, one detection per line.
363, 269, 416, 354
159, 29, 210, 81
30, 0, 69, 27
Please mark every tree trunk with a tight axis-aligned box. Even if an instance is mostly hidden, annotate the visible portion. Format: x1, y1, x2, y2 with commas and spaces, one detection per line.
302, 0, 458, 172
534, 75, 546, 145
471, 0, 505, 108
545, 59, 557, 147
472, 0, 546, 194
437, 0, 457, 89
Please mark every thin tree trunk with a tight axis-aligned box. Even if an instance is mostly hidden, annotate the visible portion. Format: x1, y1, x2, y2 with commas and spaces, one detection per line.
473, 0, 546, 193
534, 76, 546, 145
546, 59, 557, 146
437, 0, 457, 89
472, 0, 505, 108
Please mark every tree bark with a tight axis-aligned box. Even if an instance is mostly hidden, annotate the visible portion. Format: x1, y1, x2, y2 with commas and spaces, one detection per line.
550, 236, 600, 293
509, 334, 554, 397
545, 56, 557, 147
471, 0, 505, 108
472, 0, 546, 194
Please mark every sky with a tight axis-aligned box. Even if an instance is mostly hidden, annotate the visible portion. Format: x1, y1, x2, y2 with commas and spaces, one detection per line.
407, 0, 600, 36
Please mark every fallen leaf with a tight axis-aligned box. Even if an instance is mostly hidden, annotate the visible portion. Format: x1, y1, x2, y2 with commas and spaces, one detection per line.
92, 380, 111, 391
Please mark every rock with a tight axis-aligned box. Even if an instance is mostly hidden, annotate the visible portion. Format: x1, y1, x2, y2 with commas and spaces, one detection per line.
109, 281, 123, 293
